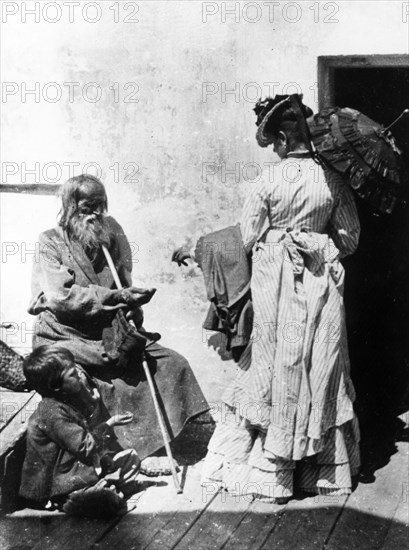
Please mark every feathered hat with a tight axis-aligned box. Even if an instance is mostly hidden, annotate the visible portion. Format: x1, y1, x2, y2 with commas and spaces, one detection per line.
254, 94, 312, 147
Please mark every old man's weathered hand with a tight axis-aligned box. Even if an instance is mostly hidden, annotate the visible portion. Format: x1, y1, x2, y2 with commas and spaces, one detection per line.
120, 287, 156, 308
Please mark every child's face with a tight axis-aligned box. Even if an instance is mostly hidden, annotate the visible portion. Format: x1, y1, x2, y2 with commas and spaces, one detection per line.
60, 365, 82, 396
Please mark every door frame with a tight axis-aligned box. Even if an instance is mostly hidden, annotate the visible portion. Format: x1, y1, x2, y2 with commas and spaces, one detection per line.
317, 54, 409, 109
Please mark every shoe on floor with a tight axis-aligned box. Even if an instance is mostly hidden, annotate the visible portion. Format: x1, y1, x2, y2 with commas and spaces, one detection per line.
140, 456, 180, 477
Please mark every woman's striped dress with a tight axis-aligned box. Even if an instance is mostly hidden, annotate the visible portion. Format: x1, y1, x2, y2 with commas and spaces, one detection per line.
202, 156, 361, 500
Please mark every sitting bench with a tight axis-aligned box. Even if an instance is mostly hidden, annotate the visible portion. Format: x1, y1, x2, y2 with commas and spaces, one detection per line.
0, 344, 41, 511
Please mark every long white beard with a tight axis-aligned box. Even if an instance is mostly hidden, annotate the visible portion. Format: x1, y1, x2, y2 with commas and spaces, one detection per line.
68, 214, 112, 259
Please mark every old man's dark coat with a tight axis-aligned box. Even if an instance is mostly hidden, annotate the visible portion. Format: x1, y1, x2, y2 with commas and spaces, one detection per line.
28, 217, 208, 459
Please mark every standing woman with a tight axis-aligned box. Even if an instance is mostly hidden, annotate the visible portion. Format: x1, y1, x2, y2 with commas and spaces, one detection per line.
201, 95, 361, 501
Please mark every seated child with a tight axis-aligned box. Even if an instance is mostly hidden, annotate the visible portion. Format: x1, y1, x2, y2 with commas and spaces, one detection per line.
19, 345, 140, 518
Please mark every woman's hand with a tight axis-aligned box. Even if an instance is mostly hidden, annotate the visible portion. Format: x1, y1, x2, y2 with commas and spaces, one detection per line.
172, 247, 192, 267
106, 412, 134, 427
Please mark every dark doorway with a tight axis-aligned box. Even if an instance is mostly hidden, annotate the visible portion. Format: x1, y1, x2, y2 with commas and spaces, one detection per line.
318, 56, 409, 441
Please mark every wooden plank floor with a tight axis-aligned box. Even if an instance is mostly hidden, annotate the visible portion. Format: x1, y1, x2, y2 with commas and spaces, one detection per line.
1, 449, 407, 550
1, 420, 408, 550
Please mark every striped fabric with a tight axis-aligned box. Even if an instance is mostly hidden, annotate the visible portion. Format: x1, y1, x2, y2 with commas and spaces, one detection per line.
202, 158, 361, 499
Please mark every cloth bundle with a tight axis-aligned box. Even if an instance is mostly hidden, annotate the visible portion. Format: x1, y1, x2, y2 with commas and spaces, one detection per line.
102, 309, 161, 368
194, 224, 253, 361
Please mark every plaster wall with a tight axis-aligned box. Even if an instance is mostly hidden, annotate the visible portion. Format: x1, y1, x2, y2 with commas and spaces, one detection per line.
1, 0, 408, 399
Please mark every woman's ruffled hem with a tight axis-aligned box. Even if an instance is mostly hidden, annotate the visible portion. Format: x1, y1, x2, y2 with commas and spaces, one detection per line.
200, 416, 360, 501
201, 452, 294, 502
222, 391, 357, 460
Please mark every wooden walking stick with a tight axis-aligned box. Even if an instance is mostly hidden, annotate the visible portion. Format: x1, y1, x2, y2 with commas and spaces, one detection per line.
102, 245, 183, 494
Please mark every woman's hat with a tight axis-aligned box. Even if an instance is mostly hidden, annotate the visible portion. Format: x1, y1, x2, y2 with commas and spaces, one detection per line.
254, 94, 312, 148
254, 95, 291, 147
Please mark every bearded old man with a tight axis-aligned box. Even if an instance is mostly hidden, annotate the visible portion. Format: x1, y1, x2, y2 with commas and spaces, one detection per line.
28, 174, 208, 463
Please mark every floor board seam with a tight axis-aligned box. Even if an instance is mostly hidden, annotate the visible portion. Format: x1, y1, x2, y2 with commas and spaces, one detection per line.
322, 493, 351, 549
218, 503, 254, 550
89, 515, 131, 550
90, 487, 149, 550
169, 489, 220, 550
256, 504, 289, 550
